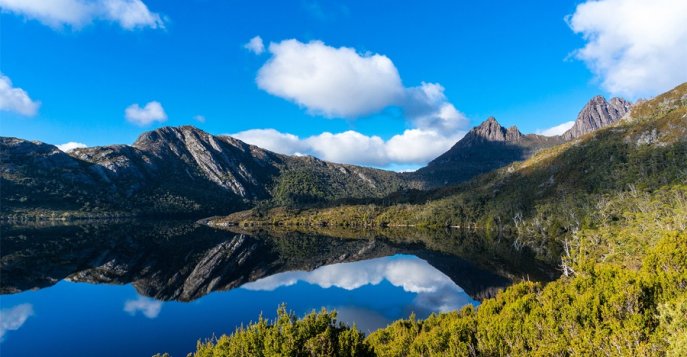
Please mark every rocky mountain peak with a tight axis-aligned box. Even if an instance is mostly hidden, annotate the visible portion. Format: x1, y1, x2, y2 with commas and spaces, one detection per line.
562, 95, 631, 140
470, 117, 522, 142
134, 126, 212, 150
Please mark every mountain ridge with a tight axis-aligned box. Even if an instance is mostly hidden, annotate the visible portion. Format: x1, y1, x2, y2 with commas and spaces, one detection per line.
1, 126, 410, 218
1, 92, 635, 219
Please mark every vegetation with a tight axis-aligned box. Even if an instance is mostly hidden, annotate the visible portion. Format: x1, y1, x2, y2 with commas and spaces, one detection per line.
213, 82, 687, 262
190, 305, 371, 357
182, 195, 687, 356
180, 83, 687, 356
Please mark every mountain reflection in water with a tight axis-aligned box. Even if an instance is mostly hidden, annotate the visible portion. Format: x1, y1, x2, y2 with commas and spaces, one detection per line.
0, 220, 556, 356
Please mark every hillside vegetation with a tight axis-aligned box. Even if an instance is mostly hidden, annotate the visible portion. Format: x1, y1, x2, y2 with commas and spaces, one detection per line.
183, 83, 687, 356
212, 83, 687, 262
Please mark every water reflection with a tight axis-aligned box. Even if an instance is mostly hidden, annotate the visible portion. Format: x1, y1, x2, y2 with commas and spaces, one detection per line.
0, 304, 33, 342
0, 220, 557, 356
123, 296, 162, 319
0, 220, 555, 303
243, 255, 476, 313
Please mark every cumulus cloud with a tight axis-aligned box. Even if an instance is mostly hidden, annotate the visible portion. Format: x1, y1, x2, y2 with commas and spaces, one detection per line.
230, 129, 308, 154
0, 304, 33, 341
0, 0, 165, 30
0, 74, 40, 116
232, 127, 465, 168
193, 115, 206, 123
123, 296, 162, 319
256, 39, 467, 127
57, 142, 87, 152
125, 100, 167, 126
244, 36, 265, 54
536, 120, 575, 137
242, 255, 476, 313
238, 39, 470, 168
568, 0, 687, 98
257, 39, 404, 118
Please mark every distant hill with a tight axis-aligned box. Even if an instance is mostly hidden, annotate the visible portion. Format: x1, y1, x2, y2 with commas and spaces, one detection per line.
1, 126, 409, 219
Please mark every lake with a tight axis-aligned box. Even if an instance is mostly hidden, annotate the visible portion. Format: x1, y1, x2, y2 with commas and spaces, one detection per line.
0, 220, 554, 356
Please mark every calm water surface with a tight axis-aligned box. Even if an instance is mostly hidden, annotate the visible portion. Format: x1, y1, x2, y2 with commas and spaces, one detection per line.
0, 221, 553, 357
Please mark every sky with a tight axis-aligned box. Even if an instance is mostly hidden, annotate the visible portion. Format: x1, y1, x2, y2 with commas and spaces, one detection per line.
1, 0, 686, 170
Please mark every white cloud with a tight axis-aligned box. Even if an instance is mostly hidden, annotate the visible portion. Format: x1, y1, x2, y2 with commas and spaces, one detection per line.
193, 114, 206, 123
232, 128, 466, 168
245, 39, 470, 168
256, 39, 468, 128
125, 100, 167, 126
0, 0, 165, 30
304, 131, 389, 166
0, 304, 33, 341
257, 39, 404, 118
242, 255, 476, 314
0, 74, 40, 116
403, 82, 468, 132
230, 129, 308, 154
244, 36, 265, 55
536, 120, 575, 137
568, 0, 687, 98
123, 296, 162, 319
57, 142, 87, 152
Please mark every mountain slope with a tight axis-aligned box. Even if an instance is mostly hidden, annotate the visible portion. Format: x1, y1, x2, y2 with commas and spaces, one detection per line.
411, 95, 631, 188
218, 82, 687, 260
1, 126, 410, 219
412, 117, 564, 187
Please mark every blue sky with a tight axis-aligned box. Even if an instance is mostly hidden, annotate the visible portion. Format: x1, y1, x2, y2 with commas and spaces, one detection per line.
1, 0, 686, 170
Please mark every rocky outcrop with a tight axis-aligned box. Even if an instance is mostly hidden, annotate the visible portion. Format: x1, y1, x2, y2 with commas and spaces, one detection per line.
562, 96, 631, 140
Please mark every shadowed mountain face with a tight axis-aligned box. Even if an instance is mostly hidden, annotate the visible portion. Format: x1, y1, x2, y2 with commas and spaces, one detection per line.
1, 126, 410, 218
412, 117, 564, 188
0, 221, 555, 302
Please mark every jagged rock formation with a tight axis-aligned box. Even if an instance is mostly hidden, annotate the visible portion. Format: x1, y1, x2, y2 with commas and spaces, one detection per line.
562, 96, 632, 140
1, 126, 409, 218
412, 117, 564, 188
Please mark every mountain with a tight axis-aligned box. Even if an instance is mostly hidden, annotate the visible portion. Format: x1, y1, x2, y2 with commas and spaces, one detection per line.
562, 96, 632, 139
217, 82, 687, 260
1, 126, 409, 219
0, 94, 635, 220
410, 95, 631, 188
411, 117, 564, 188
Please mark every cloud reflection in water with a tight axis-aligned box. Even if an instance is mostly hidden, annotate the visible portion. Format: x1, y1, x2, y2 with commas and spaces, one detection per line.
0, 303, 34, 342
123, 296, 162, 319
242, 254, 477, 314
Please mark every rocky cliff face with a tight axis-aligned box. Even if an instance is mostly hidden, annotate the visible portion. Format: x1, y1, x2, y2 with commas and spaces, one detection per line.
562, 96, 632, 140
